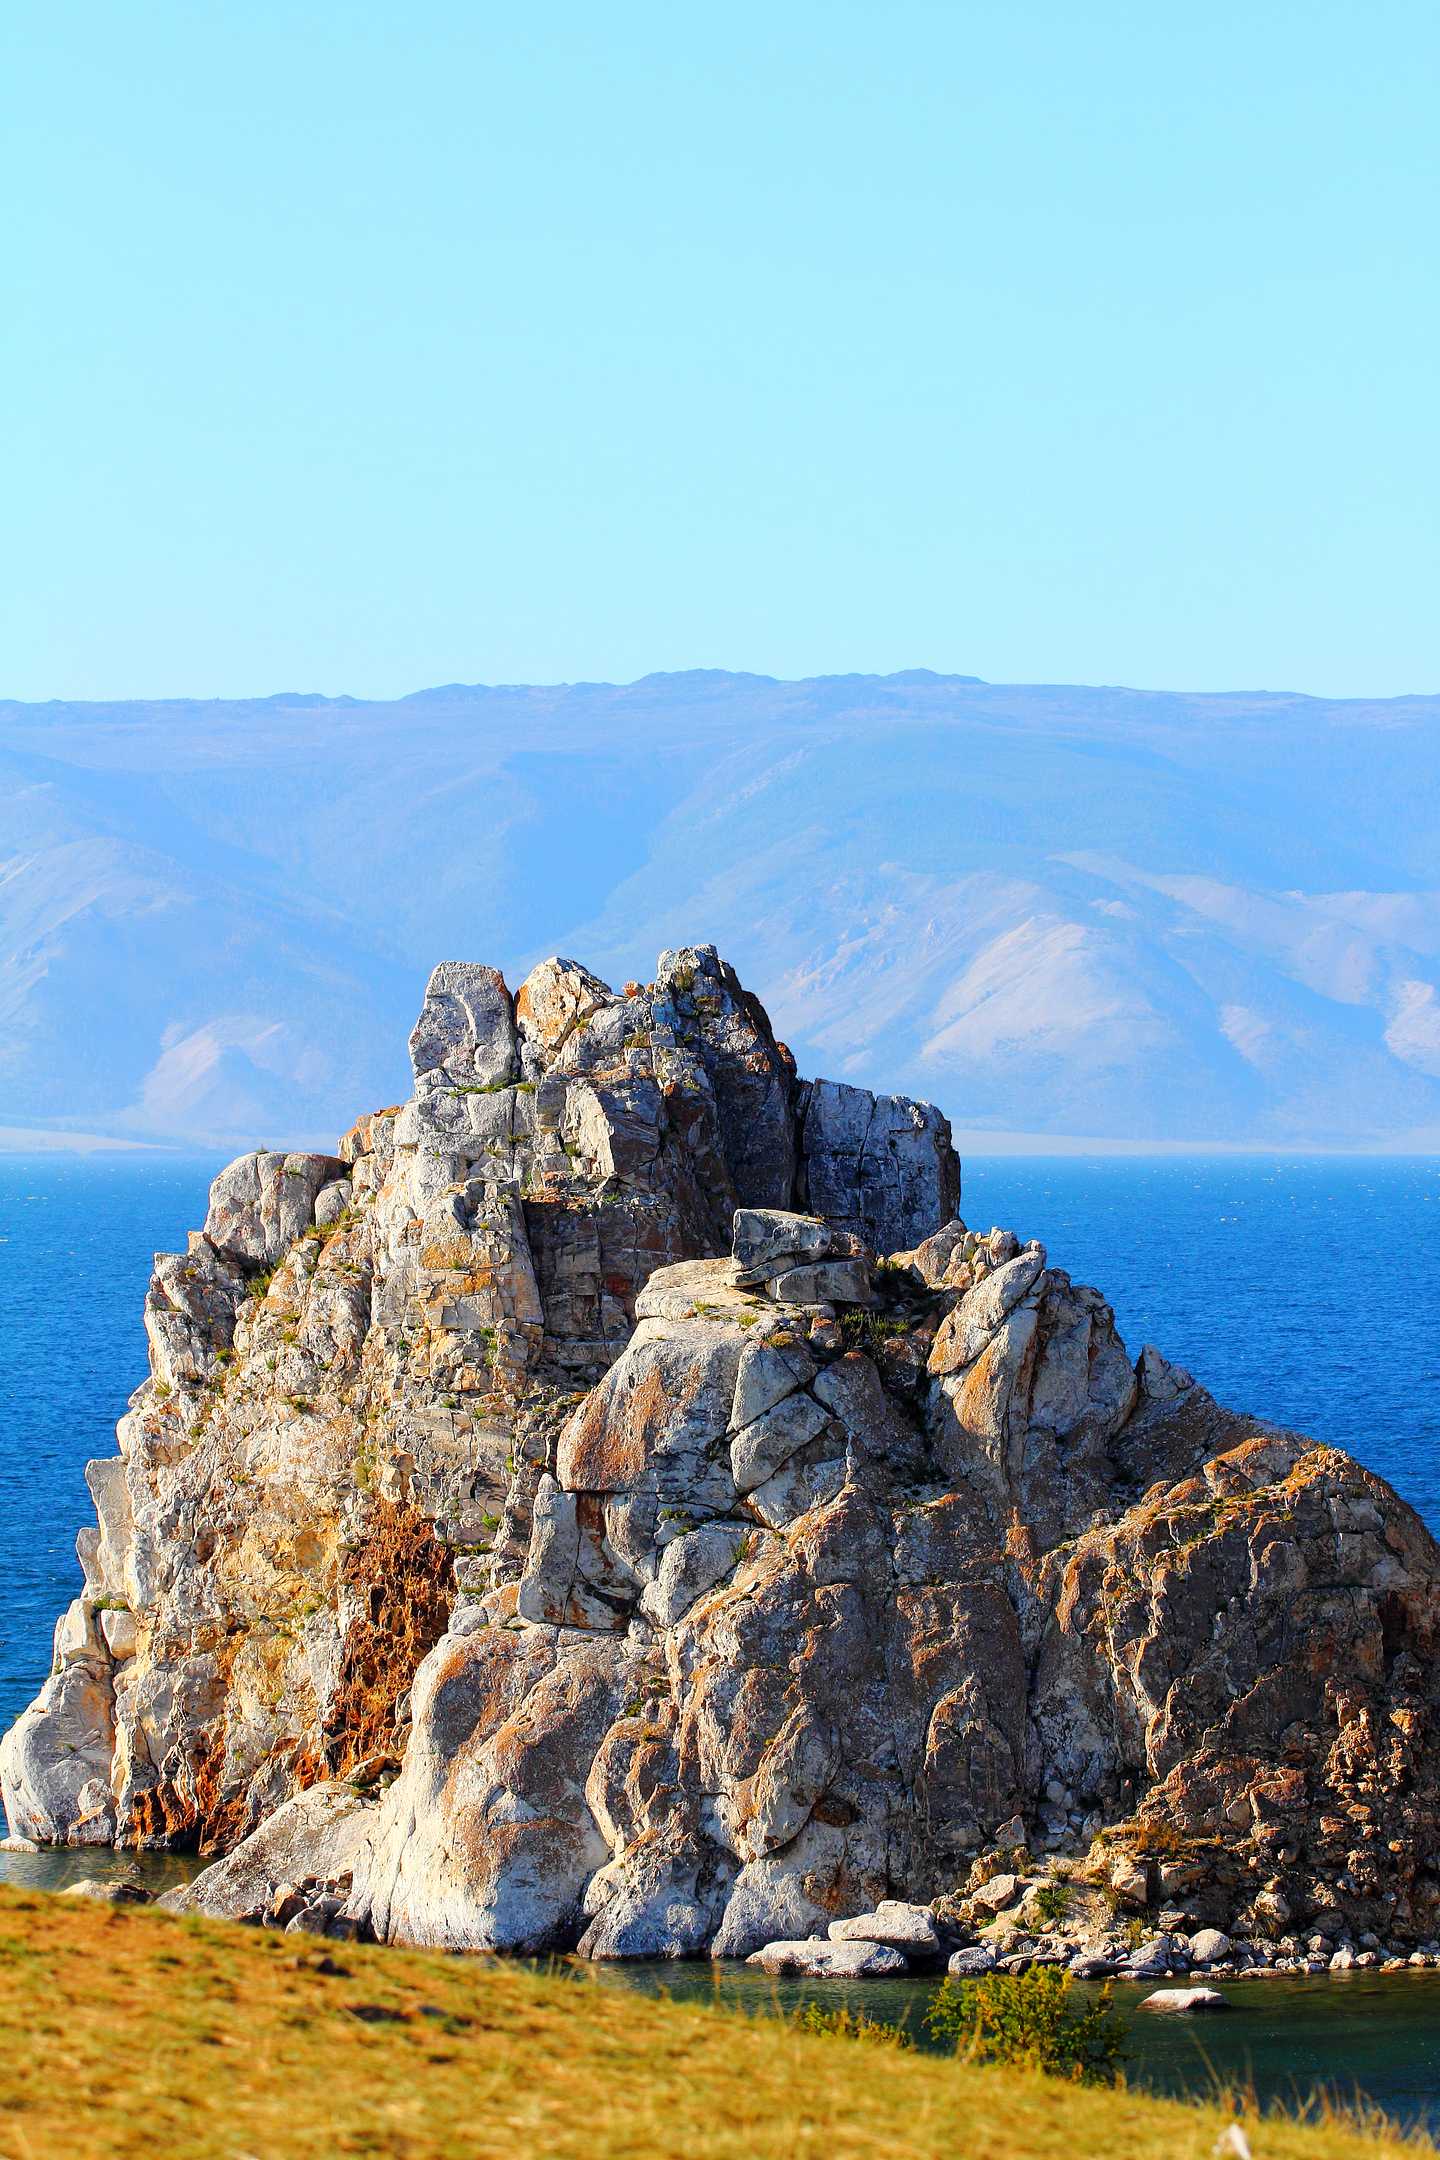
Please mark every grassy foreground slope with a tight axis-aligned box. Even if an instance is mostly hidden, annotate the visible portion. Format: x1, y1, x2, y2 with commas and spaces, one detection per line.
0, 1888, 1413, 2160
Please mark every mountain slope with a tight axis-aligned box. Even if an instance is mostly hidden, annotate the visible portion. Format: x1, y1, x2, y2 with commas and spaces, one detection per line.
1, 671, 1437, 1146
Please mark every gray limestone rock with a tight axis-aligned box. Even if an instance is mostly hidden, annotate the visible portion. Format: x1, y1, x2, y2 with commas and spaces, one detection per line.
766, 1259, 872, 1306
731, 1208, 862, 1285
162, 1783, 377, 1921
829, 1900, 941, 1954
204, 1150, 347, 1267
796, 1078, 959, 1256
408, 961, 517, 1090
747, 1937, 909, 1979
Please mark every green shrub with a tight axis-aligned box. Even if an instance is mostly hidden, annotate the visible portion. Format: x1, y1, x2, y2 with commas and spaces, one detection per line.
792, 2002, 912, 2048
924, 1968, 1126, 2086
1031, 1879, 1073, 1927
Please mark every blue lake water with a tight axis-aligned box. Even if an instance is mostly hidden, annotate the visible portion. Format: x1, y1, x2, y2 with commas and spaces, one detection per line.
3, 1149, 1440, 2120
2, 1151, 1438, 1730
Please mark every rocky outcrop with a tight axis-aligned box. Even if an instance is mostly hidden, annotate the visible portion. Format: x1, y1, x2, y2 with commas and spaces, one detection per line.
7, 944, 1440, 1972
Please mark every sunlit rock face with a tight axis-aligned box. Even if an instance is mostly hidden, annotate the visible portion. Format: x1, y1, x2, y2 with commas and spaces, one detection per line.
10, 945, 1440, 1965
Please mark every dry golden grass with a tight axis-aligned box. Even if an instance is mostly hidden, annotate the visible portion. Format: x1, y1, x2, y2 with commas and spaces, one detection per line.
0, 1885, 1421, 2160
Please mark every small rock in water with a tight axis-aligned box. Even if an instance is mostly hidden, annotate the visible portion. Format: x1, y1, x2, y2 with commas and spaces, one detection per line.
60, 1876, 151, 1905
1140, 1986, 1231, 2014
747, 1938, 908, 1979
948, 1945, 997, 1975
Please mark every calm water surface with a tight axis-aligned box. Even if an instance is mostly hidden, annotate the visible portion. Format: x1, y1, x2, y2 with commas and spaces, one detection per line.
2, 1150, 1439, 2116
592, 1964, 1440, 2132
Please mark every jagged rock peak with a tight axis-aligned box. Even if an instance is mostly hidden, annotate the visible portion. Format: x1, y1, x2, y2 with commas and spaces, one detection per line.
5, 948, 1440, 1982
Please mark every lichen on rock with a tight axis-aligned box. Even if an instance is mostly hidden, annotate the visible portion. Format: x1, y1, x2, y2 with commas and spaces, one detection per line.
7, 944, 1440, 1974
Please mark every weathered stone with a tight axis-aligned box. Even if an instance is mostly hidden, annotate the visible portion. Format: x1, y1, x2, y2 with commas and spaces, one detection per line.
746, 1937, 908, 1979
731, 1209, 861, 1286
973, 1872, 1022, 1912
1190, 1927, 1233, 1965
730, 1392, 831, 1495
829, 1900, 940, 1954
633, 1258, 756, 1322
1139, 1987, 1231, 2013
409, 961, 516, 1089
948, 1944, 998, 1974
927, 1246, 1046, 1376
514, 958, 613, 1063
908, 1218, 969, 1286
0, 1661, 116, 1845
766, 1260, 871, 1306
204, 1151, 347, 1267
796, 1078, 959, 1256
639, 1524, 749, 1628
161, 1785, 377, 1922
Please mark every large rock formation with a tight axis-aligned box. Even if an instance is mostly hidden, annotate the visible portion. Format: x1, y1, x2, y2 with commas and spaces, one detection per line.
7, 946, 1440, 1965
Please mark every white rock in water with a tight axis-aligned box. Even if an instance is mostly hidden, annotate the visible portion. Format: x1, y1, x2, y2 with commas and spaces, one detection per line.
747, 1937, 908, 1979
1139, 1986, 1231, 2013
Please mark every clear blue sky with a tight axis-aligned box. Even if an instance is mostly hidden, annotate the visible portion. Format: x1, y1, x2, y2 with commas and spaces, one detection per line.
4, 2, 1436, 701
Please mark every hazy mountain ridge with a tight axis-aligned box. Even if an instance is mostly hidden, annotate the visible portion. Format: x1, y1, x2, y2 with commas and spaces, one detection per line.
2, 670, 1437, 1147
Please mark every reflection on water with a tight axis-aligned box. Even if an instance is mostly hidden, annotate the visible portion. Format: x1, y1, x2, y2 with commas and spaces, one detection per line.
0, 1845, 208, 1898
582, 1960, 1440, 2133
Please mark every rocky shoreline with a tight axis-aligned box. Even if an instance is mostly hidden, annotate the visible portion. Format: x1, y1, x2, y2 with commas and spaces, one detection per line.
6, 947, 1440, 1977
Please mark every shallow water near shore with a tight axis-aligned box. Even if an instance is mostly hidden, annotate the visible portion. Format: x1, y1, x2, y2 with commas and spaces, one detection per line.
0, 1844, 207, 1897
591, 1962, 1440, 2131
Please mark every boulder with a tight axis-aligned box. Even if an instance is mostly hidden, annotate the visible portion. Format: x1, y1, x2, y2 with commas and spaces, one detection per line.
766, 1260, 872, 1306
1139, 1987, 1231, 2014
795, 1079, 959, 1256
747, 1938, 909, 1979
204, 1150, 347, 1267
829, 1901, 941, 1955
972, 1872, 1022, 1913
948, 1944, 998, 1975
60, 1876, 151, 1905
731, 1209, 862, 1286
161, 1785, 378, 1923
1189, 1927, 1233, 1965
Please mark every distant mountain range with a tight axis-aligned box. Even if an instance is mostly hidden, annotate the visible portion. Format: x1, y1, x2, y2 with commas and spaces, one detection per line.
3, 670, 1438, 1150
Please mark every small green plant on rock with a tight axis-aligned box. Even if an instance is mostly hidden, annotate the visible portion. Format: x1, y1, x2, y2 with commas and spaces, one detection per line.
1032, 1877, 1073, 1927
924, 1967, 1126, 2087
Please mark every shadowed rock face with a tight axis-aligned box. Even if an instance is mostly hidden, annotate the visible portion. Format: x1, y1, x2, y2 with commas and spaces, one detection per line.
8, 946, 1440, 1963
